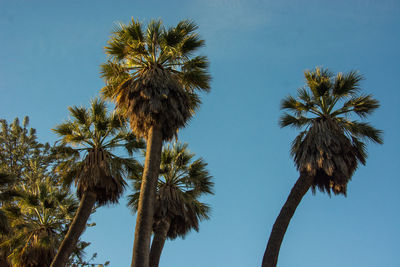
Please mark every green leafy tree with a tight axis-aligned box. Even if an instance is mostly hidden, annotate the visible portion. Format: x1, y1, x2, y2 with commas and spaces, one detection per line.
0, 117, 44, 183
0, 172, 18, 267
262, 68, 383, 267
101, 18, 211, 267
1, 180, 78, 267
0, 117, 56, 266
0, 173, 18, 235
128, 143, 213, 267
0, 116, 98, 266
50, 99, 144, 267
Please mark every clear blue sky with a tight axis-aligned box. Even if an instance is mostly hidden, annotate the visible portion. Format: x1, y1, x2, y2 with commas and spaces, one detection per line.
1, 0, 399, 266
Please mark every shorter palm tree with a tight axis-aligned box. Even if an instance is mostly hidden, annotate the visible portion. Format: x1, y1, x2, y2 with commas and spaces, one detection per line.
262, 68, 383, 267
50, 99, 144, 267
128, 143, 213, 267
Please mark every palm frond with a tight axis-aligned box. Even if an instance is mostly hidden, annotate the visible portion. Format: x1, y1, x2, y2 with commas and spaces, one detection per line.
52, 123, 74, 138
304, 68, 332, 97
333, 70, 362, 97
341, 120, 383, 144
344, 94, 379, 118
68, 106, 90, 127
100, 60, 129, 81
175, 20, 199, 35
279, 113, 312, 129
180, 34, 204, 56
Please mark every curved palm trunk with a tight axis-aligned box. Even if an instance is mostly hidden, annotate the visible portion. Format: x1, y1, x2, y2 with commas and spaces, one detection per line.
50, 191, 97, 267
149, 219, 171, 267
131, 125, 163, 267
262, 174, 313, 267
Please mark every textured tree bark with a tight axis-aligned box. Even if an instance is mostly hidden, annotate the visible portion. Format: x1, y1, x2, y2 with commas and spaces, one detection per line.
131, 126, 163, 267
262, 175, 313, 267
50, 191, 97, 267
149, 219, 171, 267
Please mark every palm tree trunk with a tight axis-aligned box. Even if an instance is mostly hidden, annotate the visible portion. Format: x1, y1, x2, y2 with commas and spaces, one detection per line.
131, 125, 163, 267
262, 174, 313, 267
149, 219, 171, 267
50, 191, 97, 267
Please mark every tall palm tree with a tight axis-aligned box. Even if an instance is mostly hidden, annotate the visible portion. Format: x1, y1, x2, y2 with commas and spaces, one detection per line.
50, 99, 144, 267
262, 68, 383, 267
128, 143, 213, 267
101, 18, 211, 267
1, 179, 78, 267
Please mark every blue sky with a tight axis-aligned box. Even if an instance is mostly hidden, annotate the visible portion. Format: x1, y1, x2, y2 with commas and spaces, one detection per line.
1, 0, 399, 266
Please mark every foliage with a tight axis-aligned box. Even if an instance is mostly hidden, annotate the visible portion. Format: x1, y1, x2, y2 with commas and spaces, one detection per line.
0, 117, 101, 266
128, 142, 213, 239
101, 18, 211, 140
0, 117, 51, 185
52, 98, 144, 205
1, 180, 77, 266
280, 68, 383, 195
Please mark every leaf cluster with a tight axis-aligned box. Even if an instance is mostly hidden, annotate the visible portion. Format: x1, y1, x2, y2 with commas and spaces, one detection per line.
100, 18, 211, 140
128, 142, 213, 239
0, 117, 98, 266
280, 68, 383, 195
53, 98, 144, 206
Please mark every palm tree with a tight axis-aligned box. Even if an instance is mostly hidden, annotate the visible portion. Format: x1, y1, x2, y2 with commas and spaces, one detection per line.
100, 18, 211, 267
1, 179, 78, 267
128, 143, 213, 267
262, 68, 383, 267
50, 99, 144, 267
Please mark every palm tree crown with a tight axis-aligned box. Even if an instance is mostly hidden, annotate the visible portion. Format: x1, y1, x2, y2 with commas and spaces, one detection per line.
53, 98, 143, 205
129, 142, 213, 238
51, 99, 144, 267
280, 68, 383, 195
100, 18, 211, 140
128, 143, 213, 267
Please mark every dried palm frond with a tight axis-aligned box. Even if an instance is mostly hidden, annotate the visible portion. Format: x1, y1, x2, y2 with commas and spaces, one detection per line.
295, 118, 359, 195
77, 148, 126, 205
116, 67, 192, 140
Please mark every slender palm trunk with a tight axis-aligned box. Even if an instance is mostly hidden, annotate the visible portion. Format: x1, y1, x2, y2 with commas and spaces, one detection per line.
131, 125, 163, 267
50, 191, 97, 267
149, 219, 171, 267
262, 174, 313, 267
